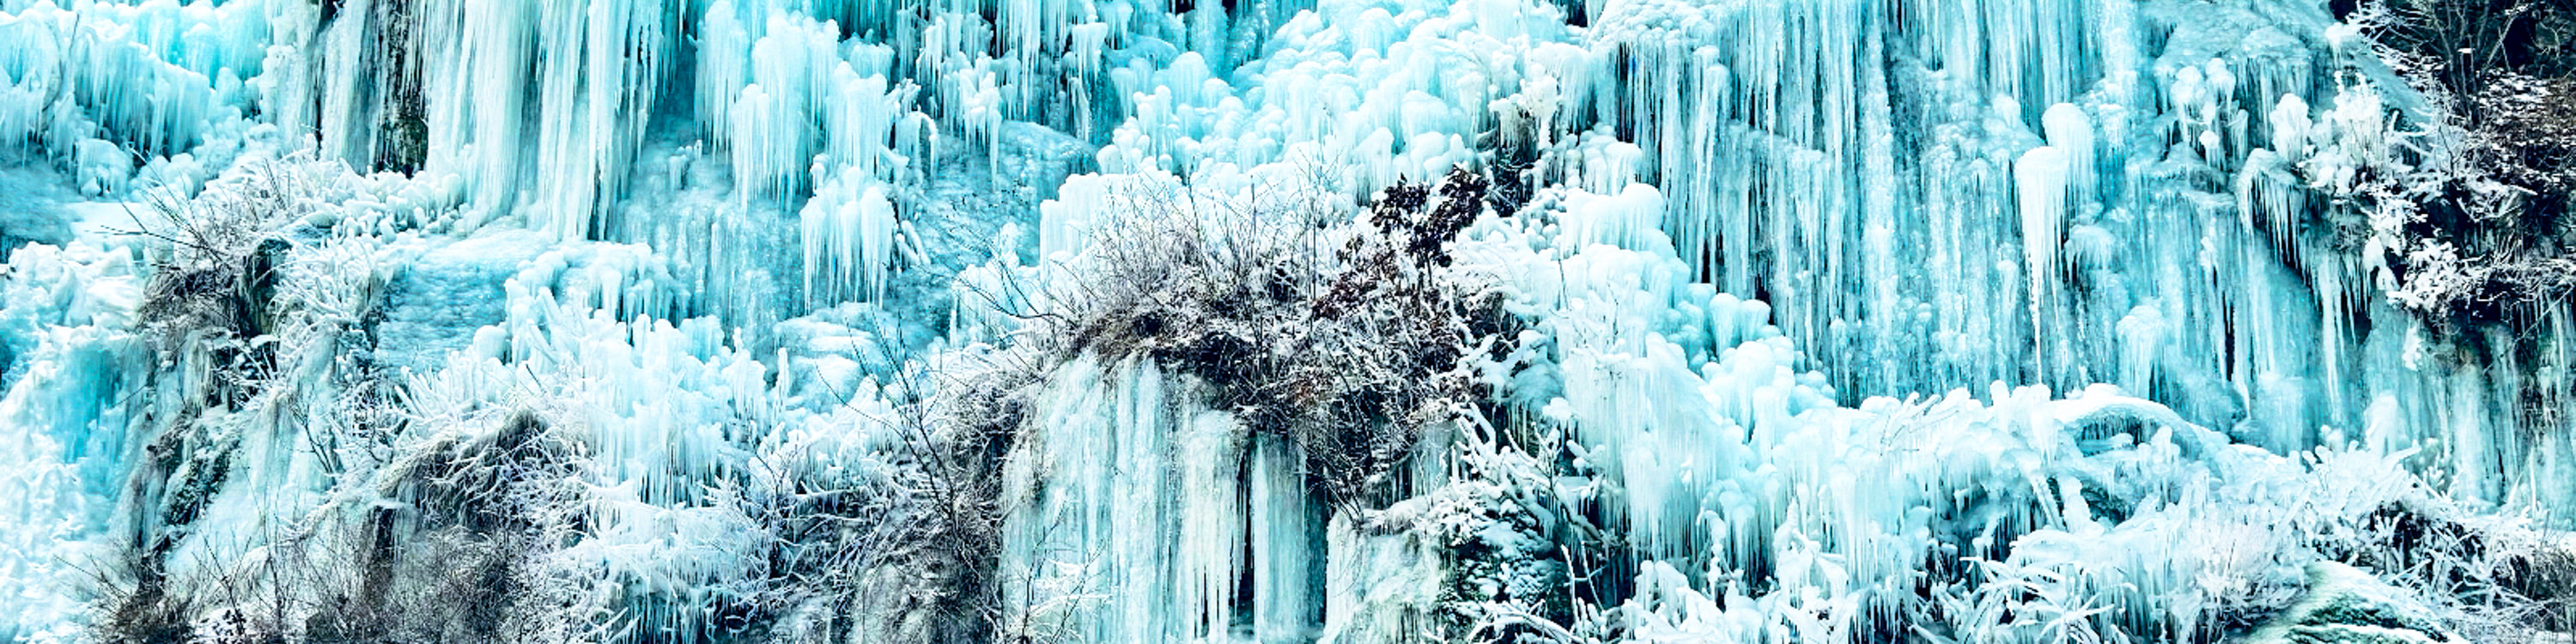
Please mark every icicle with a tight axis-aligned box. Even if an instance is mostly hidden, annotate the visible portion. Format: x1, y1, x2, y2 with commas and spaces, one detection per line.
1178, 411, 1245, 640
1556, 183, 1668, 254
1039, 173, 1110, 261
729, 83, 807, 204
2269, 93, 2312, 159
459, 0, 532, 226
2014, 144, 2069, 382
944, 58, 1004, 173
313, 0, 375, 167
696, 0, 750, 150
2116, 305, 2164, 397
823, 64, 908, 182
1250, 432, 1315, 643
554, 0, 674, 239
2041, 103, 2093, 204
800, 174, 897, 306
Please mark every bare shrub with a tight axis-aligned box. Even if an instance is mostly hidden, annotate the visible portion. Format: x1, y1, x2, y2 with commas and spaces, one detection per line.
724, 328, 1049, 644
1041, 167, 1508, 507
2344, 0, 2576, 325
85, 405, 609, 644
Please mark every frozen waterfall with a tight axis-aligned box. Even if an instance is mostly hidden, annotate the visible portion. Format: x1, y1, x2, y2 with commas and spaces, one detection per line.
0, 0, 2570, 641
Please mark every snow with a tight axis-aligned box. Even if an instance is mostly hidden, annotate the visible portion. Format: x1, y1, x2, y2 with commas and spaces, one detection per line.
0, 0, 2568, 641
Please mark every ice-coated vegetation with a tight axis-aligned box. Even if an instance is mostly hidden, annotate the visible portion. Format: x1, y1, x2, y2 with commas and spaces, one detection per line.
0, 0, 2572, 642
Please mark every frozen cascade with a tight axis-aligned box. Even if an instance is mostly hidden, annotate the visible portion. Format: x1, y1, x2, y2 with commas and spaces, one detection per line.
0, 0, 2570, 641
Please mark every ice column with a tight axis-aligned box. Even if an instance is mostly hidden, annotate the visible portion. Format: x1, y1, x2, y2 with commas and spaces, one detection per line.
2015, 144, 2069, 383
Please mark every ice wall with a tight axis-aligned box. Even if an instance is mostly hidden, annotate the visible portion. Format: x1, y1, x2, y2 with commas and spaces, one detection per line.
0, 242, 143, 640
0, 0, 2570, 641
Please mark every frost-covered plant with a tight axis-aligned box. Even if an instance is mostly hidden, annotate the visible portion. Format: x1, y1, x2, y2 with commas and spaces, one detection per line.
126, 151, 344, 324
989, 518, 1110, 644
1929, 557, 2123, 644
86, 404, 617, 644
1042, 167, 1508, 505
1419, 408, 1581, 642
339, 410, 605, 641
2328, 0, 2576, 325
75, 153, 422, 644
710, 330, 1051, 644
2313, 494, 2576, 637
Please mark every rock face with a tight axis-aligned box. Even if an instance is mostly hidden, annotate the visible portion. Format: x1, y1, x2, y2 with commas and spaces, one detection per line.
2245, 562, 2469, 644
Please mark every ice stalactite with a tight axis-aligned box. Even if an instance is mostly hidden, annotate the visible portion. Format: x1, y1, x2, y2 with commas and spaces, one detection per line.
799, 173, 897, 305
453, 0, 531, 228
0, 2, 249, 197
696, 0, 752, 152
728, 83, 799, 204
1249, 431, 1320, 643
290, 0, 681, 238
547, 0, 674, 239
2015, 143, 2071, 383
821, 63, 913, 184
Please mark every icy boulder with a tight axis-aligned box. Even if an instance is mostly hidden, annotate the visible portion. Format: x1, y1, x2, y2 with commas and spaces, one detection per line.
2243, 562, 2470, 644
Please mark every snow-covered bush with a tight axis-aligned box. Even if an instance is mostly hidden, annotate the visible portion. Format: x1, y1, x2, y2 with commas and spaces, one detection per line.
127, 154, 332, 346
1417, 410, 1585, 643
75, 153, 410, 644
2327, 0, 2576, 326
1042, 167, 1510, 505
736, 349, 1045, 644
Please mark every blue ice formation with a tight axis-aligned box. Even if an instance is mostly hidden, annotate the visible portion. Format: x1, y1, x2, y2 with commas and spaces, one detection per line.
0, 0, 2567, 641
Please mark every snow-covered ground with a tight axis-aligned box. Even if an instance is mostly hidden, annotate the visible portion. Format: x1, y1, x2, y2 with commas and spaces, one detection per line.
0, 0, 2569, 641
